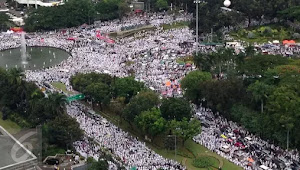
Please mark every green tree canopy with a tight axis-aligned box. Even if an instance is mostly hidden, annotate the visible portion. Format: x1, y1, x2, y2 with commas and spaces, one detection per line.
25, 0, 96, 31
155, 0, 169, 11
200, 78, 247, 118
240, 54, 289, 76
278, 6, 300, 22
181, 71, 212, 104
84, 82, 111, 109
113, 77, 144, 103
88, 159, 109, 170
46, 114, 83, 148
160, 97, 191, 121
247, 81, 274, 113
123, 90, 160, 123
169, 118, 201, 145
134, 108, 167, 139
0, 13, 10, 31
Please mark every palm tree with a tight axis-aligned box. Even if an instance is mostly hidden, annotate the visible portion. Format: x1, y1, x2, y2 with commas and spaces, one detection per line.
7, 68, 24, 86
46, 93, 67, 119
247, 81, 273, 113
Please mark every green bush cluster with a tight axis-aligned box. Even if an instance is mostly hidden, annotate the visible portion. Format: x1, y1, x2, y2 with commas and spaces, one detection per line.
192, 157, 214, 168
8, 113, 31, 128
236, 26, 293, 41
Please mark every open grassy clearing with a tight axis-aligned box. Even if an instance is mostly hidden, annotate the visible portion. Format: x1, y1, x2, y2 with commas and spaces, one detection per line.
0, 112, 21, 134
51, 82, 75, 95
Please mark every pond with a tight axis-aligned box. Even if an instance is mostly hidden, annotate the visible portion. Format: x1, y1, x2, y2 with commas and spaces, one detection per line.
0, 47, 70, 70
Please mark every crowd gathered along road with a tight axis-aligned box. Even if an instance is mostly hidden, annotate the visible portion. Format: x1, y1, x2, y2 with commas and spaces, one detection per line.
1, 12, 300, 170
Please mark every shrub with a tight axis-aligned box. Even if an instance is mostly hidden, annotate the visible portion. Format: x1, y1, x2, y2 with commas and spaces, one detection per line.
262, 27, 272, 37
8, 113, 31, 128
87, 157, 95, 163
192, 157, 214, 168
292, 33, 300, 39
247, 32, 256, 39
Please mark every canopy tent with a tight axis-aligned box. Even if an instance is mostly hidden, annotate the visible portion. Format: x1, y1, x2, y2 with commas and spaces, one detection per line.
106, 39, 115, 44
259, 165, 270, 170
135, 9, 143, 13
248, 157, 254, 163
5, 30, 14, 34
166, 81, 171, 87
10, 27, 23, 32
185, 63, 192, 67
67, 37, 76, 41
283, 40, 296, 45
96, 30, 106, 39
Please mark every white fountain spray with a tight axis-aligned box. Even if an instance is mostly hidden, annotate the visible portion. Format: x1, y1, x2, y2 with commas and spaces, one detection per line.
21, 32, 28, 65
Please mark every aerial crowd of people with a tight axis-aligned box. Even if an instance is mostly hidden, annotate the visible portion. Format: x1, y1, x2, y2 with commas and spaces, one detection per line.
193, 105, 300, 170
0, 12, 300, 169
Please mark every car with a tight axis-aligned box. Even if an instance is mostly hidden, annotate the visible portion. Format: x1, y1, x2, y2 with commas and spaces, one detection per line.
234, 142, 244, 147
201, 122, 210, 128
65, 150, 73, 155
220, 145, 230, 153
46, 158, 59, 165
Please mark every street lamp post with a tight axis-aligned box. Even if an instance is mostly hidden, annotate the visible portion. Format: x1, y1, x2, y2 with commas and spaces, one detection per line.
287, 128, 289, 150
168, 135, 177, 160
193, 0, 231, 55
282, 125, 290, 150
193, 0, 203, 55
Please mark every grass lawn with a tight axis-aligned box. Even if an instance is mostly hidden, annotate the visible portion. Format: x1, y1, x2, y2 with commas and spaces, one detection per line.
186, 156, 219, 170
51, 82, 75, 95
162, 21, 190, 30
229, 24, 300, 44
0, 112, 21, 134
88, 104, 242, 170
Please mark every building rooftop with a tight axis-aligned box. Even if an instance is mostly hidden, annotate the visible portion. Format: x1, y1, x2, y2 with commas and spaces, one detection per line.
0, 126, 36, 170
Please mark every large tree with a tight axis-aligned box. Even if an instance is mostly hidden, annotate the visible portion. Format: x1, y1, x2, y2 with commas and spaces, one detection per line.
113, 77, 144, 103
181, 71, 212, 104
247, 81, 274, 113
88, 160, 109, 170
240, 54, 289, 76
84, 82, 111, 110
169, 118, 201, 145
45, 93, 67, 119
135, 108, 167, 139
46, 114, 83, 148
122, 90, 160, 124
160, 97, 191, 121
25, 0, 96, 31
0, 13, 9, 31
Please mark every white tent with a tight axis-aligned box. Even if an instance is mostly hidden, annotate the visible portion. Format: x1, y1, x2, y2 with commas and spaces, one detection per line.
259, 165, 270, 170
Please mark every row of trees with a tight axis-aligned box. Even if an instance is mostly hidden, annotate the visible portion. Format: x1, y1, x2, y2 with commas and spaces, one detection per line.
0, 13, 10, 31
183, 0, 300, 33
71, 73, 201, 145
0, 68, 83, 157
182, 49, 300, 149
23, 0, 300, 33
24, 0, 176, 32
24, 0, 130, 31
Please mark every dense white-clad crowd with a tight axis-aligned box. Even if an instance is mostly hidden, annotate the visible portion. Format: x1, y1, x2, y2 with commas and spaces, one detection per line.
69, 102, 184, 170
193, 105, 300, 170
1, 12, 300, 170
